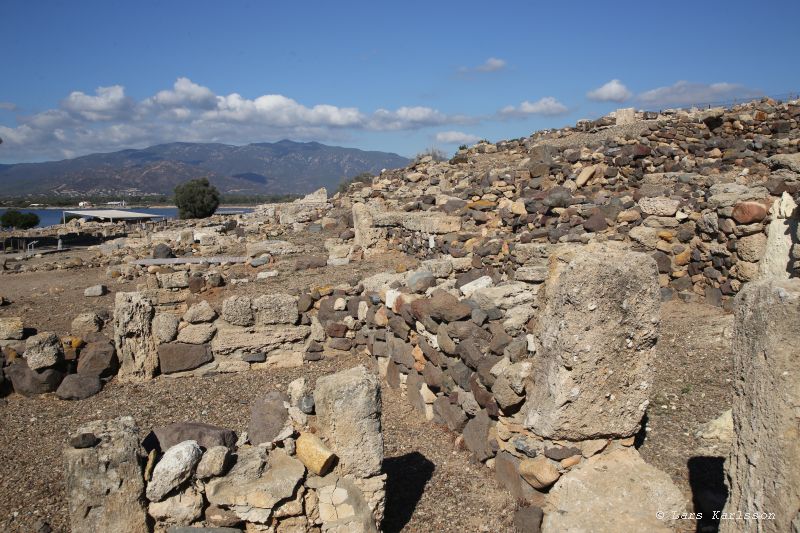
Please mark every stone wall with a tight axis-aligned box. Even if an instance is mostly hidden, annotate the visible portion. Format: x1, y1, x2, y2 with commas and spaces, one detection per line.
63, 366, 385, 532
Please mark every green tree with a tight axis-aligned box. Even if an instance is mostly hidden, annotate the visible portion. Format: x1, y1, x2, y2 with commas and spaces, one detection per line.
174, 178, 220, 219
0, 209, 40, 229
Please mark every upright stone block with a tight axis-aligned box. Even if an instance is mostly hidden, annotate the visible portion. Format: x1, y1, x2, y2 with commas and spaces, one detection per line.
114, 292, 158, 381
524, 245, 660, 439
314, 365, 383, 477
721, 279, 800, 533
63, 416, 148, 533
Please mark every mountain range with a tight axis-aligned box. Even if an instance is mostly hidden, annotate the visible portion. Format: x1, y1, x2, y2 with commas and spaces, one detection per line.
0, 140, 410, 197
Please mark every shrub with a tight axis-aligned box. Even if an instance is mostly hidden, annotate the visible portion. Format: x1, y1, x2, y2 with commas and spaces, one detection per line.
336, 172, 374, 195
174, 178, 220, 219
415, 147, 448, 163
0, 209, 40, 229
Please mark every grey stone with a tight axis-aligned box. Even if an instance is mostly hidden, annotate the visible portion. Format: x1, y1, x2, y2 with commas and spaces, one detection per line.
721, 279, 800, 533
248, 390, 290, 445
525, 244, 660, 440
77, 341, 118, 379
196, 446, 231, 479
176, 323, 216, 344
542, 448, 685, 533
56, 374, 102, 400
24, 332, 64, 370
152, 313, 180, 344
151, 422, 237, 451
221, 295, 254, 326
158, 343, 213, 374
463, 409, 494, 461
63, 416, 148, 533
146, 440, 203, 502
315, 365, 383, 477
183, 300, 217, 323
252, 294, 298, 325
4, 359, 64, 396
71, 312, 103, 338
0, 317, 24, 340
84, 284, 107, 297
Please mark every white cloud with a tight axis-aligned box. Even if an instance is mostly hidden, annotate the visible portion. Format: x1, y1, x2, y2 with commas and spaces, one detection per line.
637, 81, 762, 107
61, 85, 133, 121
500, 97, 569, 117
435, 131, 481, 145
0, 102, 17, 111
0, 77, 468, 162
458, 57, 507, 74
587, 79, 632, 102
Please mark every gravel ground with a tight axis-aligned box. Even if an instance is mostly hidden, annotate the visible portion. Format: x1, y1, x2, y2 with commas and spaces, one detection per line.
0, 248, 735, 533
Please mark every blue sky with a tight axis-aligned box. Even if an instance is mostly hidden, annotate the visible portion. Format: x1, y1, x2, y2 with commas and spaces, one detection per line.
1, 0, 798, 163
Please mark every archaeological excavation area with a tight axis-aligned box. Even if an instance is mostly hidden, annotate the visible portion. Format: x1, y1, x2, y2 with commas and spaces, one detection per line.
1, 98, 800, 532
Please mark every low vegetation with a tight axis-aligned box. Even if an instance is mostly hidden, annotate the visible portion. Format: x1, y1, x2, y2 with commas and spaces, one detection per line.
0, 209, 40, 229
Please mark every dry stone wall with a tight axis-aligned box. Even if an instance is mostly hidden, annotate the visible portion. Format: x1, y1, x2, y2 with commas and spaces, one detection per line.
63, 366, 385, 532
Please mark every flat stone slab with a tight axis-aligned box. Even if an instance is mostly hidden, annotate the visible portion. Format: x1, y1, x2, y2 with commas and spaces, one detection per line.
130, 256, 247, 266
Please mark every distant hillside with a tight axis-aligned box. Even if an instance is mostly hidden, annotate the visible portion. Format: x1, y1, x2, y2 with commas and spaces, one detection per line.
0, 140, 410, 197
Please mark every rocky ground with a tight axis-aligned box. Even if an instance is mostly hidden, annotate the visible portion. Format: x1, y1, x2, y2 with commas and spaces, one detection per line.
0, 262, 732, 532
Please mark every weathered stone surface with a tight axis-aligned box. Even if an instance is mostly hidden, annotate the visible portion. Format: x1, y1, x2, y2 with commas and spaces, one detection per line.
151, 422, 237, 451
114, 292, 158, 382
183, 300, 217, 323
721, 278, 800, 533
542, 448, 685, 533
638, 196, 680, 216
153, 313, 180, 344
248, 390, 290, 445
146, 440, 203, 502
148, 485, 203, 525
205, 448, 305, 524
176, 323, 216, 344
77, 341, 118, 378
0, 317, 24, 340
71, 312, 103, 337
253, 294, 298, 325
56, 374, 102, 400
525, 245, 660, 440
24, 332, 64, 370
519, 456, 560, 489
732, 201, 768, 224
758, 192, 797, 280
63, 416, 148, 533
246, 239, 301, 257
221, 295, 254, 326
315, 365, 383, 477
195, 446, 230, 479
433, 396, 468, 432
158, 343, 213, 374
736, 232, 767, 263
157, 271, 189, 289
210, 324, 310, 356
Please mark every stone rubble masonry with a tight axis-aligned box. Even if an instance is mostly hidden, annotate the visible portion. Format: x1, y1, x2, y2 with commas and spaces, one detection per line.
524, 244, 661, 440
721, 278, 800, 533
63, 416, 148, 533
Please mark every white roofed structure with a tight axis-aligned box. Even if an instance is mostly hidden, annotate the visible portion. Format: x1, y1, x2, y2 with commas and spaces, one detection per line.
62, 209, 166, 223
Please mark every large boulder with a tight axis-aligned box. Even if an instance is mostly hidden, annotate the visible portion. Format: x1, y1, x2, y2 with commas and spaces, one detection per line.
525, 245, 660, 440
314, 365, 383, 477
114, 292, 158, 382
63, 416, 148, 533
542, 447, 685, 533
77, 340, 118, 379
721, 278, 800, 533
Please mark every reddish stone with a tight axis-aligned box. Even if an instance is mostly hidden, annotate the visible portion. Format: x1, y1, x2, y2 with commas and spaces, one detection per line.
732, 201, 768, 224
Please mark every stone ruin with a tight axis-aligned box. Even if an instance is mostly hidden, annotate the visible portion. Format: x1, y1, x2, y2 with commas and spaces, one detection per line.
64, 365, 385, 533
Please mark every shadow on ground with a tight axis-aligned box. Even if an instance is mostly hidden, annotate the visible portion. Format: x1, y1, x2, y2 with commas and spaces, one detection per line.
688, 455, 728, 533
382, 451, 435, 532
